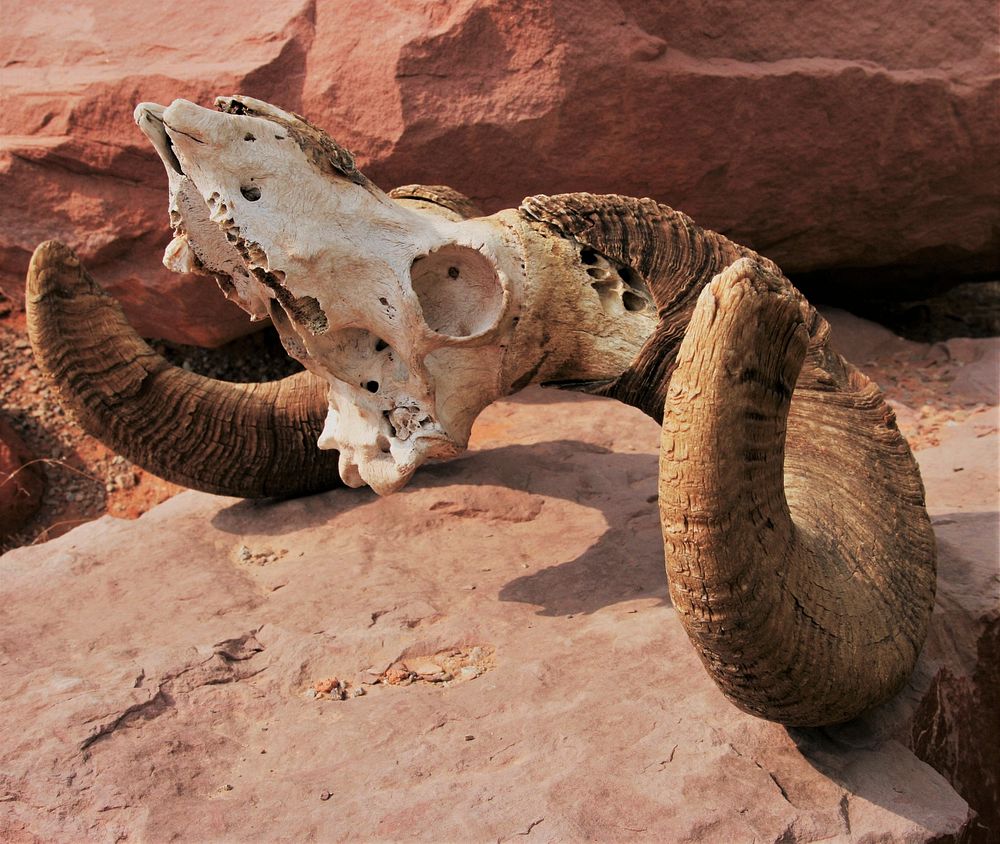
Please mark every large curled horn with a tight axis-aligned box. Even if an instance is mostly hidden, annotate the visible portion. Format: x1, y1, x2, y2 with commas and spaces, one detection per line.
659, 258, 936, 725
26, 241, 341, 498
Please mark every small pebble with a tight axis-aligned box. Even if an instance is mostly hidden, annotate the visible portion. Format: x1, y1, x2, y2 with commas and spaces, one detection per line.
464, 735, 475, 741
320, 791, 332, 801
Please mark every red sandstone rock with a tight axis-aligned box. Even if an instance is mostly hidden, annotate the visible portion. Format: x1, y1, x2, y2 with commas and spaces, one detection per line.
2, 1, 997, 345
0, 313, 994, 841
0, 413, 43, 538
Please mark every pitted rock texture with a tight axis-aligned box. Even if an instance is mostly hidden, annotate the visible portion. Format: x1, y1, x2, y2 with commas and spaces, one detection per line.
1, 312, 996, 842
2, 1, 998, 345
0, 413, 43, 539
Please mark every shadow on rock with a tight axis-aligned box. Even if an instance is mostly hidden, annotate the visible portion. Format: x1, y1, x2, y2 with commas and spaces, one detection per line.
210, 483, 381, 536
211, 438, 670, 617
784, 724, 969, 840
423, 440, 670, 617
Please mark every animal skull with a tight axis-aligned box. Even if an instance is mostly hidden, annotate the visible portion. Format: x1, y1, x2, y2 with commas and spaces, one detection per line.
136, 97, 530, 494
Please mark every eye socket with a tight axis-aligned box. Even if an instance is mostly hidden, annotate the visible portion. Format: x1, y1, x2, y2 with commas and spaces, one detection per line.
240, 185, 262, 202
409, 245, 504, 339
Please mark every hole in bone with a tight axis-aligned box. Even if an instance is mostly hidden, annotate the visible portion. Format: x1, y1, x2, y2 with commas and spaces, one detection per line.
268, 298, 289, 327
244, 132, 256, 142
318, 328, 410, 388
580, 248, 598, 265
214, 273, 236, 297
377, 436, 391, 454
365, 380, 380, 393
240, 185, 262, 201
587, 267, 611, 281
374, 338, 389, 352
377, 296, 397, 318
618, 264, 652, 298
622, 291, 647, 312
409, 245, 504, 338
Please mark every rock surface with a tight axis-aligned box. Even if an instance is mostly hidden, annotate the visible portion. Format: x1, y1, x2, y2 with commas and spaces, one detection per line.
3, 1, 997, 345
1, 311, 996, 842
0, 413, 44, 539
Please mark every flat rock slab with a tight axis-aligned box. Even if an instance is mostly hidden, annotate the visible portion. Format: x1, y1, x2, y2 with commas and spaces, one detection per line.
1, 318, 996, 842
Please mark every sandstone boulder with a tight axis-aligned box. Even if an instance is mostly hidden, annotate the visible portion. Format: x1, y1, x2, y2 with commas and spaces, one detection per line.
2, 1, 997, 345
1, 312, 995, 841
0, 413, 43, 539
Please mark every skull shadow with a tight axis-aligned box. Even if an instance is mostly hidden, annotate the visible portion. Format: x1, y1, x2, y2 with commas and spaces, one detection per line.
211, 437, 671, 618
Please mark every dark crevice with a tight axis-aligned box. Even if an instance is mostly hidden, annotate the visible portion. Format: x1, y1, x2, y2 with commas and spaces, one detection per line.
793, 267, 999, 342
149, 327, 303, 384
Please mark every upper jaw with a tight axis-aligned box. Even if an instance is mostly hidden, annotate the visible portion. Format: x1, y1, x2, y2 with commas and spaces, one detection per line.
134, 102, 184, 176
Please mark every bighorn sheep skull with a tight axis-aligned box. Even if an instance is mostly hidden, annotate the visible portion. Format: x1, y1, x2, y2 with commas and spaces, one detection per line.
136, 96, 532, 493
26, 95, 936, 727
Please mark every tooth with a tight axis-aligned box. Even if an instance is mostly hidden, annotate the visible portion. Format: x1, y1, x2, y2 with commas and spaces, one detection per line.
163, 234, 200, 274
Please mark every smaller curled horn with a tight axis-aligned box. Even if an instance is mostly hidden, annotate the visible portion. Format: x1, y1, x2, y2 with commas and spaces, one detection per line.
26, 241, 341, 498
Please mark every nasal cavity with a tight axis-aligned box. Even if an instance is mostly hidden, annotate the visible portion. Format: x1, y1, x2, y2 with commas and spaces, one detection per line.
409, 245, 504, 338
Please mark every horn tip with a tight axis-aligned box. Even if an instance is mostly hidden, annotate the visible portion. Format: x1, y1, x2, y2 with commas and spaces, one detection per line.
26, 241, 91, 302
29, 239, 78, 271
